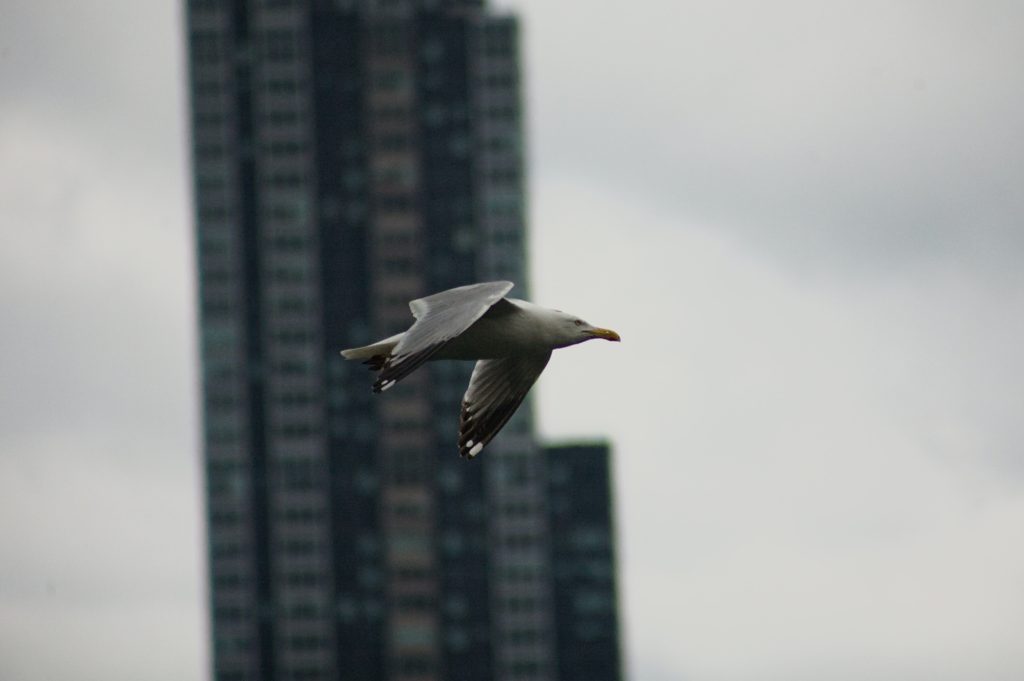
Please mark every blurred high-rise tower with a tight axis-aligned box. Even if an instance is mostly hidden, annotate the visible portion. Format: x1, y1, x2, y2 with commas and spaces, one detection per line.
546, 443, 624, 681
186, 1, 556, 680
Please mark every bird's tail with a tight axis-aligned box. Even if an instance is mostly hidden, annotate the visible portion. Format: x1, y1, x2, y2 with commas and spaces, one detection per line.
340, 332, 404, 368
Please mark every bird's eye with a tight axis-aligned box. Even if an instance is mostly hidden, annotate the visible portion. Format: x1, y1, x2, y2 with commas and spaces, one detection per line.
574, 319, 583, 326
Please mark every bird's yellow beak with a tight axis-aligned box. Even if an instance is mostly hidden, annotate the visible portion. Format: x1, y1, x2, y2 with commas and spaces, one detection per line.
587, 327, 621, 342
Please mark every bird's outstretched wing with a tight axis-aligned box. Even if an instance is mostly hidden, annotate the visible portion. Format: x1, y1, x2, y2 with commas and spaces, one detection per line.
374, 281, 514, 392
458, 351, 551, 458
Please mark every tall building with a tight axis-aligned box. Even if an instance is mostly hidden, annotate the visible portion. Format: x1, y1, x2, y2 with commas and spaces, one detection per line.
186, 1, 555, 680
546, 443, 624, 681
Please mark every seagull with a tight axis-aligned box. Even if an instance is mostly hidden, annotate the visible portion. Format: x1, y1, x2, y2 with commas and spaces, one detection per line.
340, 281, 620, 458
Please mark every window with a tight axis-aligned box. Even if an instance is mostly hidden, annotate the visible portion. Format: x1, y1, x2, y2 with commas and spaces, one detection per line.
288, 635, 323, 651
377, 105, 411, 123
269, 264, 308, 284
211, 541, 242, 559
505, 628, 540, 645
264, 139, 305, 155
503, 533, 536, 551
293, 669, 322, 681
445, 628, 469, 651
375, 132, 410, 151
195, 143, 226, 160
274, 295, 309, 313
285, 571, 321, 587
214, 604, 244, 622
370, 23, 410, 56
508, 661, 541, 678
191, 31, 223, 64
372, 69, 409, 93
200, 204, 229, 220
288, 602, 321, 619
272, 328, 311, 344
388, 533, 430, 558
265, 110, 300, 126
268, 171, 305, 188
503, 596, 537, 613
396, 593, 434, 612
275, 358, 313, 376
263, 30, 297, 62
283, 505, 322, 524
279, 458, 323, 490
376, 194, 413, 213
394, 655, 433, 676
197, 174, 227, 191
212, 572, 245, 590
573, 591, 612, 614
381, 257, 413, 275
394, 623, 435, 647
283, 539, 315, 556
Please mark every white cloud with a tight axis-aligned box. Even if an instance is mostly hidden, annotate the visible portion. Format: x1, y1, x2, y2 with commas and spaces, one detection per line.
0, 4, 202, 680
504, 0, 1024, 270
530, 161, 1024, 680
0, 429, 204, 681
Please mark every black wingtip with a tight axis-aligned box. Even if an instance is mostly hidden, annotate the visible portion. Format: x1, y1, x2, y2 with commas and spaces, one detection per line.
374, 377, 397, 393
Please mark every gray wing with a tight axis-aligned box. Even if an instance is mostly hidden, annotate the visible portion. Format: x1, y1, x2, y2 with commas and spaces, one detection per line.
374, 281, 514, 392
458, 352, 551, 458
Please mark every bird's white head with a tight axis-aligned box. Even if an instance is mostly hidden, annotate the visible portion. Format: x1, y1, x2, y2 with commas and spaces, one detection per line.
546, 309, 621, 349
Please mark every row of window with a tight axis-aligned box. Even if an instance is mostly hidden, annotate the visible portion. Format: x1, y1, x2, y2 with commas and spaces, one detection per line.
196, 173, 228, 191
502, 596, 542, 613
278, 459, 327, 489
201, 354, 314, 382
194, 294, 229, 319
189, 29, 302, 65
275, 423, 316, 441
199, 265, 319, 291
501, 532, 539, 551
282, 506, 324, 524
369, 24, 412, 57
395, 592, 434, 612
375, 104, 412, 122
211, 541, 244, 559
280, 539, 320, 557
206, 425, 241, 445
205, 393, 240, 414
285, 669, 322, 681
205, 419, 337, 446
199, 232, 232, 255
193, 144, 514, 180
482, 73, 519, 90
192, 78, 306, 103
500, 501, 538, 518
502, 564, 545, 583
506, 661, 543, 678
504, 628, 543, 646
284, 602, 325, 619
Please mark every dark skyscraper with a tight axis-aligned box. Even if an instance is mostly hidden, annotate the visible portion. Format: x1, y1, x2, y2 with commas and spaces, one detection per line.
546, 443, 624, 681
188, 2, 622, 681
187, 1, 553, 680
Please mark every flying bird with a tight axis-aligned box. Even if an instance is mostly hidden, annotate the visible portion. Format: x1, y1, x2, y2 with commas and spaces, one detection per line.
341, 281, 620, 458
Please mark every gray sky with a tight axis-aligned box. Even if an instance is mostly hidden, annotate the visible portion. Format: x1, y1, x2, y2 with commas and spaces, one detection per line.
2, 1, 1023, 680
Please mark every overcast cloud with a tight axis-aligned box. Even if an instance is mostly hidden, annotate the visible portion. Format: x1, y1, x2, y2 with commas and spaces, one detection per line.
2, 1, 1023, 680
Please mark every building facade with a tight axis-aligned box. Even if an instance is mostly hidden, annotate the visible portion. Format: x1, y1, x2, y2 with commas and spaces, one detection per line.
546, 443, 624, 681
187, 1, 555, 680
